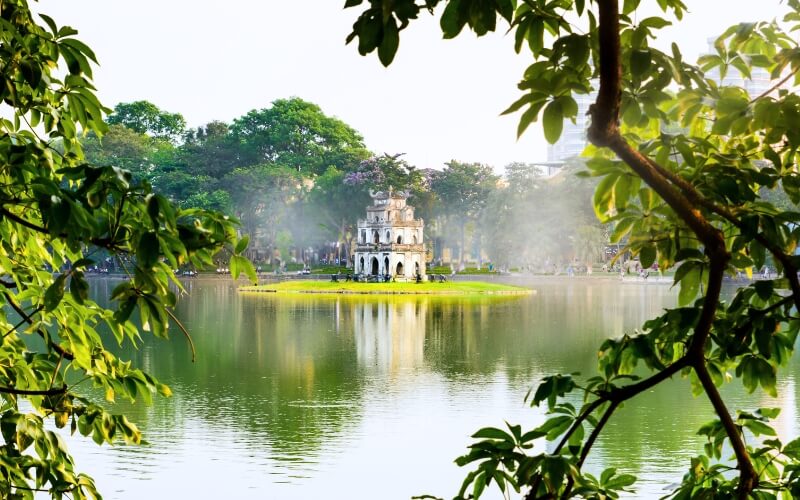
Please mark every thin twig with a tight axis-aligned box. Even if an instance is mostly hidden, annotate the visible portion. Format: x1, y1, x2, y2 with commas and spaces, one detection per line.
165, 307, 195, 363
2, 291, 74, 360
749, 65, 800, 103
48, 351, 64, 390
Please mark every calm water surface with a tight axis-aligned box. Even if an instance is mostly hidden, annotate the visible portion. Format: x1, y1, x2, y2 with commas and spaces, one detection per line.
66, 278, 800, 499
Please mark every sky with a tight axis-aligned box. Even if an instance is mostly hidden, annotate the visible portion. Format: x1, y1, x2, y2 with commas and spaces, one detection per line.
36, 1, 789, 171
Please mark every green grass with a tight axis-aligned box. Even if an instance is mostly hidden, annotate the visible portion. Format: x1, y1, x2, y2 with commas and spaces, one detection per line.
239, 280, 531, 295
310, 266, 350, 274
427, 266, 499, 275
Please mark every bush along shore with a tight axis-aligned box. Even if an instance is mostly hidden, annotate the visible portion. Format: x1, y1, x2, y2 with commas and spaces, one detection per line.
239, 280, 532, 295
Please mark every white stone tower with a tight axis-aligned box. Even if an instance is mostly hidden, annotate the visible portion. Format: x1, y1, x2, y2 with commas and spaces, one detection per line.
353, 188, 426, 279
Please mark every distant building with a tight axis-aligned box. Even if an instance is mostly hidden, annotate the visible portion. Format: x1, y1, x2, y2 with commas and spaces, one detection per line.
353, 189, 427, 279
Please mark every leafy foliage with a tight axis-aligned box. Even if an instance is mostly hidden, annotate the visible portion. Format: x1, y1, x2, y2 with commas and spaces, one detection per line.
107, 100, 186, 142
229, 97, 370, 175
431, 161, 498, 266
346, 0, 800, 498
0, 2, 245, 497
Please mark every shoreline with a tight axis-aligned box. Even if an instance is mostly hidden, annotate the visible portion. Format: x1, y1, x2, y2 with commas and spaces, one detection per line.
239, 280, 532, 296
81, 272, 766, 287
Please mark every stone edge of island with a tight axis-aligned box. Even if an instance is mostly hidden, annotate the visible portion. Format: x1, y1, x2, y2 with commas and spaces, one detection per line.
238, 285, 532, 296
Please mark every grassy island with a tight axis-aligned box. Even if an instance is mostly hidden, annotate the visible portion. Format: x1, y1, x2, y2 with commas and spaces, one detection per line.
239, 280, 531, 296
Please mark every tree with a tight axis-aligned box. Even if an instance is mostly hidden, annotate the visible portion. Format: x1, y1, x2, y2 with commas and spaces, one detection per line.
82, 124, 154, 179
223, 164, 303, 262
229, 97, 370, 175
343, 153, 423, 191
0, 2, 250, 498
180, 120, 241, 179
107, 100, 187, 142
307, 166, 372, 265
431, 161, 498, 266
347, 0, 800, 498
82, 123, 182, 183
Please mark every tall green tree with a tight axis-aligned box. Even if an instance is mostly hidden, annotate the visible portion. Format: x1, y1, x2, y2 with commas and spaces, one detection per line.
82, 123, 182, 184
431, 161, 498, 266
180, 120, 240, 179
307, 166, 372, 265
107, 100, 186, 142
82, 124, 154, 179
347, 0, 800, 498
224, 164, 303, 262
0, 2, 248, 498
230, 97, 370, 175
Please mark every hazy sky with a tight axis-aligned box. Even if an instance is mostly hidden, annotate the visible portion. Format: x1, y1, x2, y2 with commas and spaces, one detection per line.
37, 1, 788, 171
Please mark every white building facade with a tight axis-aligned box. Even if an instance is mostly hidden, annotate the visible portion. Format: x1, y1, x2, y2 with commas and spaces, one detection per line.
353, 189, 426, 279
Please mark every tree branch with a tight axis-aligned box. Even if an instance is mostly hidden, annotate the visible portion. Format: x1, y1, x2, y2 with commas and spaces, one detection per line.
0, 206, 48, 233
560, 400, 620, 499
583, 0, 757, 496
694, 361, 757, 498
3, 292, 74, 360
0, 384, 67, 396
164, 306, 195, 363
749, 65, 800, 103
524, 357, 689, 500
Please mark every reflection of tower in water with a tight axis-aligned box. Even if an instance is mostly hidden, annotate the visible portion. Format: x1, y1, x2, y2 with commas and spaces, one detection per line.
352, 300, 427, 373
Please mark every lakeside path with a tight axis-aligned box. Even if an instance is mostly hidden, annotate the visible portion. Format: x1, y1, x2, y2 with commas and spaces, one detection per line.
239, 280, 532, 296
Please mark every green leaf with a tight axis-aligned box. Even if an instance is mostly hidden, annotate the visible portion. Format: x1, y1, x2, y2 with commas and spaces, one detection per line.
639, 244, 656, 269
630, 49, 652, 77
542, 100, 564, 144
137, 231, 160, 268
623, 0, 641, 15
678, 266, 702, 306
605, 473, 637, 490
69, 272, 89, 304
471, 427, 514, 442
758, 407, 781, 419
639, 17, 672, 29
473, 471, 486, 498
235, 234, 250, 255
378, 17, 399, 66
441, 0, 465, 39
783, 437, 800, 460
147, 194, 160, 226
229, 255, 257, 283
44, 274, 67, 312
743, 419, 777, 437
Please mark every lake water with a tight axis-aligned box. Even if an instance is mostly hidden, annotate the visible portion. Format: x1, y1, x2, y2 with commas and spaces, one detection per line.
66, 278, 800, 499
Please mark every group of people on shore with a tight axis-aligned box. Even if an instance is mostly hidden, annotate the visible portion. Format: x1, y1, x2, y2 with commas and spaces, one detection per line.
329, 272, 449, 283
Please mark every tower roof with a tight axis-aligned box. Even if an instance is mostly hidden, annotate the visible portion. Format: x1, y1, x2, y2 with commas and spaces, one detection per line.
369, 187, 410, 200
